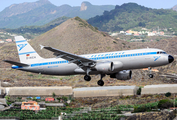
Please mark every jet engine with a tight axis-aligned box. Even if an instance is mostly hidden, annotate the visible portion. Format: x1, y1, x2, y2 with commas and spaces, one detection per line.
95, 61, 114, 73
110, 70, 132, 80
112, 61, 123, 71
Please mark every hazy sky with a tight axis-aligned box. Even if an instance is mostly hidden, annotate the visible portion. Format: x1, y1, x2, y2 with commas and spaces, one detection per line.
0, 0, 176, 12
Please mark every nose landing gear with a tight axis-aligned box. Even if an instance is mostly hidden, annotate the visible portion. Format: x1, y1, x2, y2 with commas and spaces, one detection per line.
149, 74, 153, 78
148, 67, 153, 78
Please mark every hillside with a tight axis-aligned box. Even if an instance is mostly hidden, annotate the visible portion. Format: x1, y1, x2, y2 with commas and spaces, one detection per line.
0, 0, 114, 28
88, 3, 177, 32
4, 16, 70, 36
0, 0, 50, 18
30, 17, 128, 58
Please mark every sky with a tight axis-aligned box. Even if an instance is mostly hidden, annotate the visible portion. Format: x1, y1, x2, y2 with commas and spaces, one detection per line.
0, 0, 176, 12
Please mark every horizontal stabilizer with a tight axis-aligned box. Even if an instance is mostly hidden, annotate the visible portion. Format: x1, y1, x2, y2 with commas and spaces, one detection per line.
4, 60, 29, 67
40, 44, 45, 50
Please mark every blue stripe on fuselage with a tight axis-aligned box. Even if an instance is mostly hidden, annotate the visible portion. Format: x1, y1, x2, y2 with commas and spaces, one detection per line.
13, 52, 158, 69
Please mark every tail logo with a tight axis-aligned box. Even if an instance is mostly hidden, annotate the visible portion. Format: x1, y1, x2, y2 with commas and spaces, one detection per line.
18, 44, 27, 51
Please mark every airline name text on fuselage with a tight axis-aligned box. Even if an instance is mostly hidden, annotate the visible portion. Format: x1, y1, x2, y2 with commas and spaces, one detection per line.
89, 52, 125, 58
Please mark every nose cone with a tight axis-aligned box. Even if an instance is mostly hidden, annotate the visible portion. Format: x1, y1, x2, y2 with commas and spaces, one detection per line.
168, 55, 174, 63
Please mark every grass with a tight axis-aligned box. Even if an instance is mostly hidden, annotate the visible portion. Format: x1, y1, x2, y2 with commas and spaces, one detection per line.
75, 16, 98, 33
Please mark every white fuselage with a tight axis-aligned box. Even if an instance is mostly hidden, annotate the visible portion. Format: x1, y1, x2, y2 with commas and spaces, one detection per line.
12, 48, 170, 75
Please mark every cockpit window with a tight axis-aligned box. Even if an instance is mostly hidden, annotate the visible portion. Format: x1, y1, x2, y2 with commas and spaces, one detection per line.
162, 52, 166, 54
157, 51, 166, 54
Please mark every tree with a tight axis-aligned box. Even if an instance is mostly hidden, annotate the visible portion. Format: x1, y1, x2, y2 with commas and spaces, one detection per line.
52, 92, 56, 98
165, 92, 171, 97
138, 22, 146, 27
158, 99, 173, 109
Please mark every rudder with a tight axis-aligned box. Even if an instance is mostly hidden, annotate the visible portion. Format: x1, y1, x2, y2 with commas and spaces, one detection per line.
15, 36, 43, 63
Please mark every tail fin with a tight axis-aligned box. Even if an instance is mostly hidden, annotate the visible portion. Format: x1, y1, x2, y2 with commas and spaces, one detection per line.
15, 36, 43, 63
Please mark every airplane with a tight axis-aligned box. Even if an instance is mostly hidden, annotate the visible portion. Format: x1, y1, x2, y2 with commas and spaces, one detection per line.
4, 36, 174, 86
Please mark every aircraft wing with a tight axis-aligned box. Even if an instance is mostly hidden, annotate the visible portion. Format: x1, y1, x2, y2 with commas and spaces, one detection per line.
4, 60, 29, 67
41, 46, 96, 67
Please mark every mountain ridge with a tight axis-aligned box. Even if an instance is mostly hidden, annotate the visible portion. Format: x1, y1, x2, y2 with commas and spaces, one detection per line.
0, 1, 115, 28
0, 0, 52, 18
172, 5, 177, 11
88, 3, 177, 32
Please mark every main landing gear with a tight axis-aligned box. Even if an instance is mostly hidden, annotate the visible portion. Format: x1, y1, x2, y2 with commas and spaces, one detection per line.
97, 74, 105, 86
84, 74, 105, 86
84, 68, 91, 81
148, 67, 153, 78
84, 75, 91, 81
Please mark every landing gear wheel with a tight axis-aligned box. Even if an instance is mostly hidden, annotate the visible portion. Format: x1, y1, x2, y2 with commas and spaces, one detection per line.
149, 74, 153, 78
97, 80, 104, 86
84, 75, 91, 81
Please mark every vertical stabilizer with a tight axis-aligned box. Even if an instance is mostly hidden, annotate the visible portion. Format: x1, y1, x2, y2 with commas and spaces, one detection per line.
15, 36, 43, 63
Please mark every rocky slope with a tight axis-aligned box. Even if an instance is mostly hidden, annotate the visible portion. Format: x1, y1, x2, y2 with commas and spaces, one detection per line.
172, 5, 177, 11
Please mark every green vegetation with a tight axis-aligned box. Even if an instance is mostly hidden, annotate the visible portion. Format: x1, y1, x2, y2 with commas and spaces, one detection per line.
3, 16, 69, 39
75, 17, 98, 33
0, 107, 82, 119
1, 97, 177, 119
64, 113, 125, 120
88, 3, 177, 32
158, 99, 173, 109
52, 92, 56, 98
5, 96, 13, 106
57, 96, 68, 102
134, 102, 159, 112
64, 106, 125, 120
137, 87, 142, 95
165, 92, 172, 97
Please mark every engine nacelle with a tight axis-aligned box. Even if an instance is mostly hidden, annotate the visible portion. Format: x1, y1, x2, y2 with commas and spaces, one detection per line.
95, 61, 114, 73
113, 61, 123, 71
110, 70, 132, 80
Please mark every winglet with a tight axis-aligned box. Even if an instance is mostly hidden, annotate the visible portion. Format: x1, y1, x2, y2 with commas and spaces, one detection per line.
40, 45, 45, 50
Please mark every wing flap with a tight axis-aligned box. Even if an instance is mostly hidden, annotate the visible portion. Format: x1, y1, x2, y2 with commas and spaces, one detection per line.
4, 60, 29, 67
